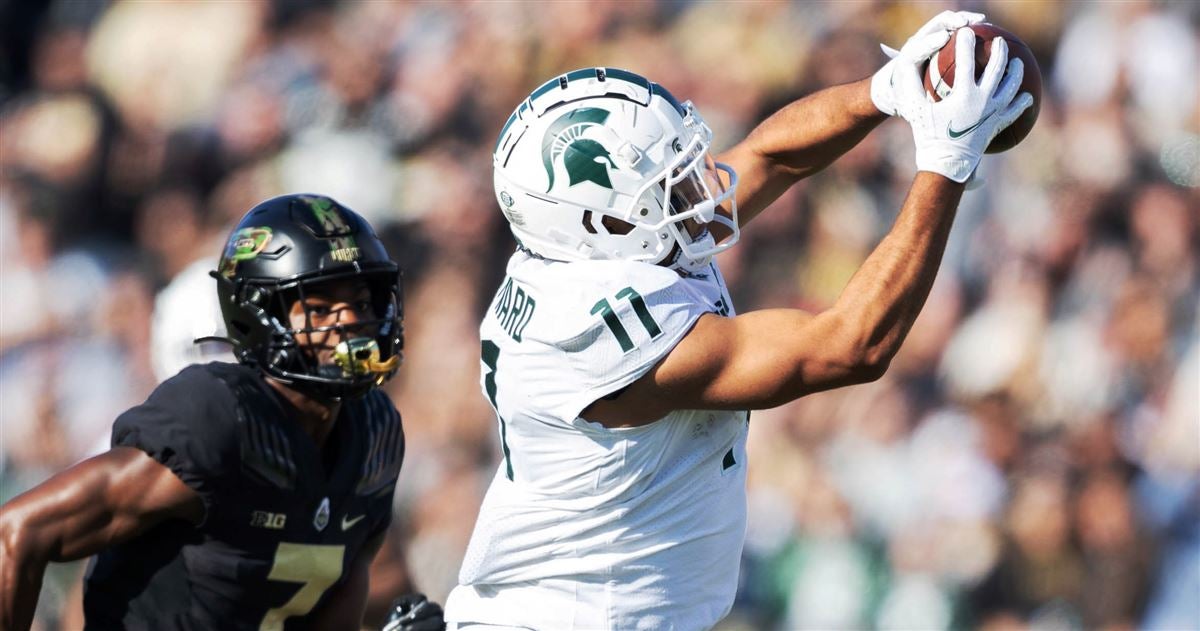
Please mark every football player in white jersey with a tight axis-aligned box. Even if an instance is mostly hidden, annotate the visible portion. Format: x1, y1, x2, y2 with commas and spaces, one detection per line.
447, 11, 1033, 630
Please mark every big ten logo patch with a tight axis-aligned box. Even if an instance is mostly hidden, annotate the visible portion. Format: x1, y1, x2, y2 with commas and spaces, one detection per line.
251, 510, 287, 530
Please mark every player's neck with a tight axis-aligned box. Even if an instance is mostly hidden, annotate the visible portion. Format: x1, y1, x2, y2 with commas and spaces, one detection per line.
265, 378, 342, 448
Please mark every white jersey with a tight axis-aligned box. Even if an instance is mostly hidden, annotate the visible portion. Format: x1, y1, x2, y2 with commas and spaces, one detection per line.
446, 251, 749, 631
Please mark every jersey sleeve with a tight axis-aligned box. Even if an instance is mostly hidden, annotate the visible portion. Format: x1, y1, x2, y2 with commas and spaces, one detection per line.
547, 262, 724, 424
110, 364, 239, 522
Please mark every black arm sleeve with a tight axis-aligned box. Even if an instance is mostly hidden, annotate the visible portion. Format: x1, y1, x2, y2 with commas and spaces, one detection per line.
111, 364, 239, 524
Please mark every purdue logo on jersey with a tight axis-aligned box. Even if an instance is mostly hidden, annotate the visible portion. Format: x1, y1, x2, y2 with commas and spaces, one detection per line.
313, 497, 331, 532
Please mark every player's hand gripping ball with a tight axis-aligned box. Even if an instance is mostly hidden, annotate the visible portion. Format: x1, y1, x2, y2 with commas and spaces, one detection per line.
923, 23, 1042, 153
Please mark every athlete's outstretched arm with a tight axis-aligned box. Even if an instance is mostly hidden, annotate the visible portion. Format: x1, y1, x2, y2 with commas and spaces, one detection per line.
711, 10, 990, 234
0, 447, 203, 630
713, 78, 887, 233
585, 172, 963, 426
587, 20, 1031, 427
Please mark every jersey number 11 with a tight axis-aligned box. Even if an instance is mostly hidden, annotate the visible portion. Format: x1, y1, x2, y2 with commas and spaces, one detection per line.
591, 287, 662, 352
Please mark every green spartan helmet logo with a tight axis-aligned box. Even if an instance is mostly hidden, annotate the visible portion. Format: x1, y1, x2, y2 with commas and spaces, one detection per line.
542, 107, 616, 192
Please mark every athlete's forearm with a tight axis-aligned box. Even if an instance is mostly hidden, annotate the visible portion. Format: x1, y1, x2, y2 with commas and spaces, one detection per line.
0, 509, 50, 631
831, 171, 964, 371
718, 78, 889, 230
746, 78, 887, 179
0, 464, 107, 630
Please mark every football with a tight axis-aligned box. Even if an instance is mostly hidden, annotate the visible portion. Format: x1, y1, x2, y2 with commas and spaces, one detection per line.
923, 23, 1042, 153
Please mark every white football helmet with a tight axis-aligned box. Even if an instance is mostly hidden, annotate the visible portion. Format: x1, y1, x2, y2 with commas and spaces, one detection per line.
493, 67, 739, 274
151, 258, 234, 381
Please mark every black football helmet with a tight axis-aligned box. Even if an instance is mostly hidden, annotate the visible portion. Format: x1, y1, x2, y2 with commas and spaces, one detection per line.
212, 194, 403, 400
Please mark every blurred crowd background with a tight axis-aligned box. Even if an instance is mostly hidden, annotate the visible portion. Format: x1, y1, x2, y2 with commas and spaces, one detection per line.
1, 1, 1197, 630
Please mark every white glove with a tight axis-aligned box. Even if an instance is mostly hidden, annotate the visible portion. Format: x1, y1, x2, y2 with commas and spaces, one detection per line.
871, 10, 986, 116
893, 29, 1034, 182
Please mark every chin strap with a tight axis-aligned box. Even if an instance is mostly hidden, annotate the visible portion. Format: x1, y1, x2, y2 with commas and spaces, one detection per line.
192, 336, 236, 347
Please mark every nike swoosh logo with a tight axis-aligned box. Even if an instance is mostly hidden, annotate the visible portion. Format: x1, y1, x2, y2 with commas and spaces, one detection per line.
341, 514, 366, 530
947, 110, 996, 139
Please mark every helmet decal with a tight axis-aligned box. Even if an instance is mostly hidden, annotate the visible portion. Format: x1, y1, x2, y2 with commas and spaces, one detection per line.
329, 236, 361, 263
498, 190, 524, 227
219, 227, 273, 278
301, 195, 352, 236
541, 107, 615, 192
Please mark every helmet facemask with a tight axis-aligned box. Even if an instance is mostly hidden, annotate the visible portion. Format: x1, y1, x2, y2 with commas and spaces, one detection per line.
230, 268, 403, 401
633, 125, 740, 273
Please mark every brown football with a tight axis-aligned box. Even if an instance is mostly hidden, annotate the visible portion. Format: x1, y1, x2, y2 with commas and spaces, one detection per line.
922, 23, 1042, 153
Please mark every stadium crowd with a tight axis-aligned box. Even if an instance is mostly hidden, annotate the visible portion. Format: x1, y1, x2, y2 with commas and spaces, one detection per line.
1, 1, 1196, 629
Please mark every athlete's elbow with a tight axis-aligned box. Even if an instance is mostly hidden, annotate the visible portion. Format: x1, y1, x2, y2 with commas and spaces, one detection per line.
851, 350, 892, 383
0, 508, 52, 568
0, 511, 29, 573
0, 509, 23, 557
781, 349, 890, 401
844, 333, 902, 383
818, 348, 891, 386
0, 508, 51, 631
822, 318, 895, 384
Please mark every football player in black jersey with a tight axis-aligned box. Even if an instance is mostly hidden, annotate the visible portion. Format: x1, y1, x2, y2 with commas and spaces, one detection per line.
0, 194, 441, 630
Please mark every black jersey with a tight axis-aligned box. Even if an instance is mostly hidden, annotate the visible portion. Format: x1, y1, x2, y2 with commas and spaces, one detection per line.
82, 362, 404, 630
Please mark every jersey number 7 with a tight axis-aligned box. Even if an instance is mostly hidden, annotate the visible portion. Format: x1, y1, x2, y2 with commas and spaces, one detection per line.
260, 543, 344, 630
